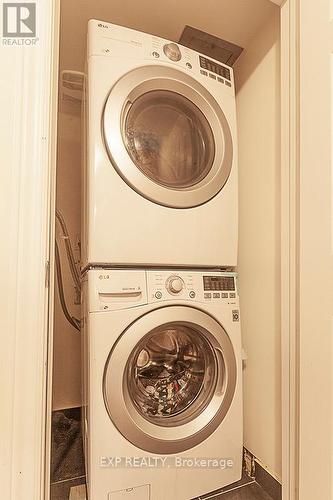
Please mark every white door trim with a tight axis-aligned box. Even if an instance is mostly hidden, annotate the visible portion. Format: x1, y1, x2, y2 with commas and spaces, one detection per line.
297, 1, 333, 498
0, 0, 303, 498
0, 1, 60, 499
44, 2, 61, 499
280, 1, 300, 499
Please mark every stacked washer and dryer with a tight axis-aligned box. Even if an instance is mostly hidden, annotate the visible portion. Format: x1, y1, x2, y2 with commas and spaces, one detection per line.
82, 19, 242, 500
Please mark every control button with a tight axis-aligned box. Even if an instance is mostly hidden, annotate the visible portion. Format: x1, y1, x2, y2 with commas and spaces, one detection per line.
163, 43, 182, 62
200, 69, 207, 76
217, 77, 224, 83
213, 293, 220, 298
152, 51, 160, 58
225, 80, 232, 87
186, 62, 192, 69
204, 293, 212, 299
221, 293, 228, 298
189, 291, 196, 299
155, 291, 162, 299
229, 293, 236, 298
166, 275, 184, 294
209, 73, 216, 79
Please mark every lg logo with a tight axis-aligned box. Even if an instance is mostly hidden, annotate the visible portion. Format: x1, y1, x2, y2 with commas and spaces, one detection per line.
3, 3, 36, 37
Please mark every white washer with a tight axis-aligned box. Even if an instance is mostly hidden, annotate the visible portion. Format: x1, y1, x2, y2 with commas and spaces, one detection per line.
83, 20, 238, 269
83, 269, 243, 500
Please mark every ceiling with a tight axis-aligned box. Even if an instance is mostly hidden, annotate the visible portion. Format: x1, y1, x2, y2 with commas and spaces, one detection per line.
60, 0, 278, 73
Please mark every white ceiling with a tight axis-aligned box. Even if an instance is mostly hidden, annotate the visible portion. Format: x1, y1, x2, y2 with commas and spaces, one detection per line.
60, 0, 278, 73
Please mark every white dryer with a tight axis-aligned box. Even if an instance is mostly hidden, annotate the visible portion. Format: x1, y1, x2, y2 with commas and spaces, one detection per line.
83, 20, 238, 269
82, 269, 243, 500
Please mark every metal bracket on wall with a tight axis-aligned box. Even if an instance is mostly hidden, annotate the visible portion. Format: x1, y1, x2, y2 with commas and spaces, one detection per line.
179, 26, 243, 66
61, 70, 85, 102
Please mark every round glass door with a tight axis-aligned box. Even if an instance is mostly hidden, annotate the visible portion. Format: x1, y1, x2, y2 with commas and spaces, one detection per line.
103, 65, 233, 208
123, 90, 215, 189
126, 322, 217, 426
103, 306, 237, 454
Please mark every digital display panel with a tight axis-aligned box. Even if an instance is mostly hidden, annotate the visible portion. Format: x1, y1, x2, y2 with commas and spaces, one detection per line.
203, 276, 235, 291
199, 56, 231, 81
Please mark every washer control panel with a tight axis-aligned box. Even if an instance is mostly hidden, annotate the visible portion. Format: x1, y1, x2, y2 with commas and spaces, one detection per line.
147, 270, 238, 304
165, 275, 184, 294
88, 269, 238, 312
203, 275, 235, 291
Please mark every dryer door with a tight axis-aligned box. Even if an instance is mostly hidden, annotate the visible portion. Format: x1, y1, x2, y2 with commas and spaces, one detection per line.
103, 306, 237, 454
102, 66, 233, 208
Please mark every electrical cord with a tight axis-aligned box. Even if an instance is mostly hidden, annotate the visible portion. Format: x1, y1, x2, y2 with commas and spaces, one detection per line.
55, 239, 80, 332
55, 209, 81, 291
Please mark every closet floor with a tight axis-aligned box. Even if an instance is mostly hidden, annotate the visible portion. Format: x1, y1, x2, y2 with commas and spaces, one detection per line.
200, 482, 274, 500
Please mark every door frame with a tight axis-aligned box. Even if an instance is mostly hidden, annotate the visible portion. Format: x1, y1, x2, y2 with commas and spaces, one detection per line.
0, 1, 60, 500
280, 0, 300, 498
1, 0, 308, 499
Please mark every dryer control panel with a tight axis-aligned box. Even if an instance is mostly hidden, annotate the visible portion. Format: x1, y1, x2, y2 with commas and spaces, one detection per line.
88, 19, 234, 92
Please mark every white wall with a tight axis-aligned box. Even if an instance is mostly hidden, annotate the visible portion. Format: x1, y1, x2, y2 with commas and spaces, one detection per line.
235, 11, 282, 480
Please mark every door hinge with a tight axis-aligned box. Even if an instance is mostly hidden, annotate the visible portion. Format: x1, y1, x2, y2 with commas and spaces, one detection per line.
45, 260, 50, 288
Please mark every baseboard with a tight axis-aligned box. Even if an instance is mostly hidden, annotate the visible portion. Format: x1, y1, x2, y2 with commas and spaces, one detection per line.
255, 460, 282, 500
243, 448, 282, 500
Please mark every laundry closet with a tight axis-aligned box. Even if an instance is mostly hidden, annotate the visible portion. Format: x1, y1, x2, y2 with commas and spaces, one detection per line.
52, 0, 282, 498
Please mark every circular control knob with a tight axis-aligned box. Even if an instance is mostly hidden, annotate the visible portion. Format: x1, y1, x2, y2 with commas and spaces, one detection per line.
163, 43, 182, 62
166, 276, 184, 294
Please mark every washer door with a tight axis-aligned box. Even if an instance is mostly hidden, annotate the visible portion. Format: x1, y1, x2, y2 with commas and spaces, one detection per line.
103, 66, 233, 208
103, 306, 237, 454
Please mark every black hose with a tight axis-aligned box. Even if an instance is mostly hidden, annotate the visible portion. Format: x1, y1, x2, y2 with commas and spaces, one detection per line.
55, 240, 80, 332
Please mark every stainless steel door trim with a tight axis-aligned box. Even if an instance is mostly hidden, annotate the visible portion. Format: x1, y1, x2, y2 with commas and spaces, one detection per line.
103, 65, 233, 208
103, 306, 237, 454
124, 321, 218, 428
